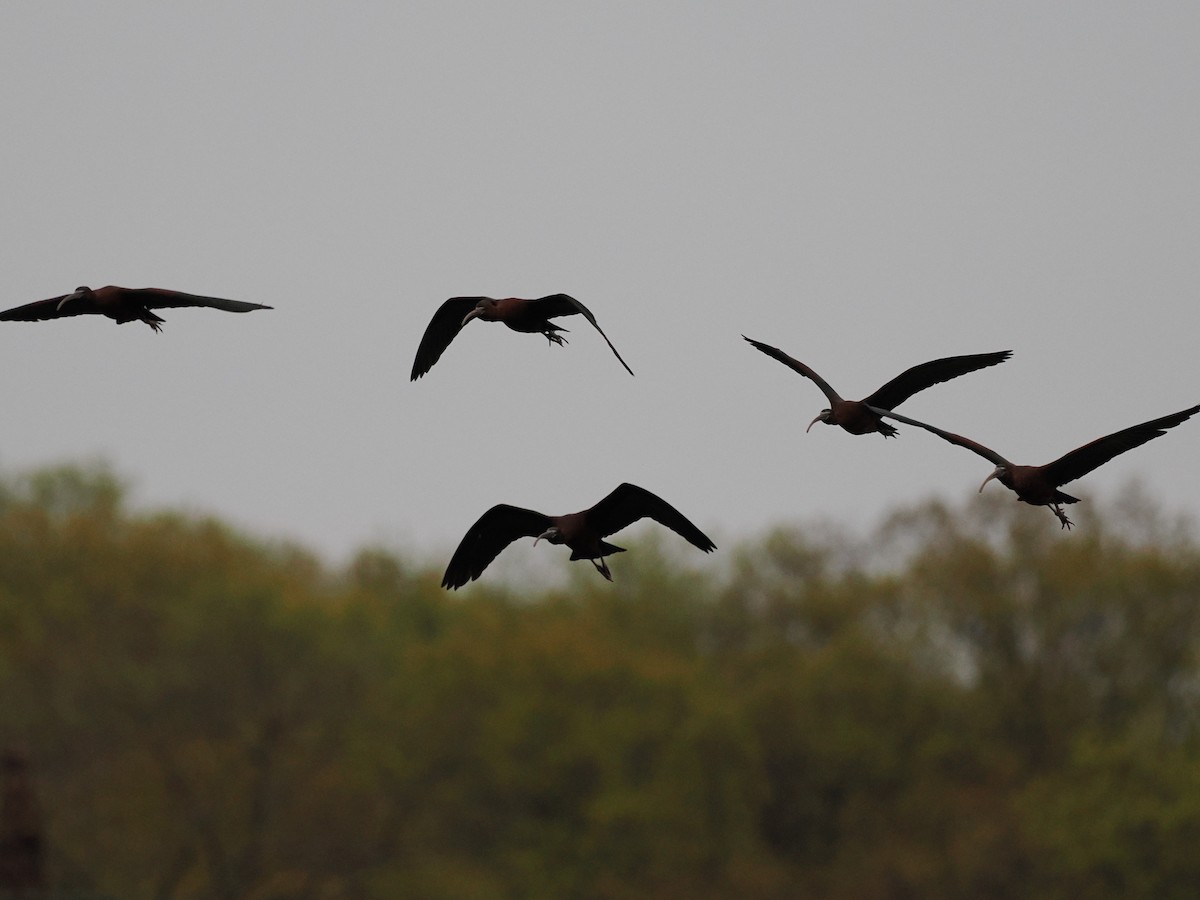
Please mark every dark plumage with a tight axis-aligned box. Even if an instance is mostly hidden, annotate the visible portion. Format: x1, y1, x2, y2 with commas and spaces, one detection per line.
411, 294, 634, 380
874, 404, 1200, 528
442, 482, 715, 588
743, 336, 1011, 437
0, 285, 271, 332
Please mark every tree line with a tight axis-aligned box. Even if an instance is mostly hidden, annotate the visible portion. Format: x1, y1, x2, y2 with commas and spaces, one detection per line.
1, 464, 1199, 899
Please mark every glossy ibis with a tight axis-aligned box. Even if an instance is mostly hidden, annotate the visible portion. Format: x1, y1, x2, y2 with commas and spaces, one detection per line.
442, 482, 714, 588
872, 404, 1200, 528
411, 294, 634, 380
0, 286, 271, 332
743, 336, 1011, 437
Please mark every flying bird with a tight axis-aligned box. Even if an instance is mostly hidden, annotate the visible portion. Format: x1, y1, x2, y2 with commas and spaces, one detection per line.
442, 482, 715, 588
743, 336, 1011, 437
872, 404, 1200, 529
411, 294, 634, 380
0, 285, 272, 332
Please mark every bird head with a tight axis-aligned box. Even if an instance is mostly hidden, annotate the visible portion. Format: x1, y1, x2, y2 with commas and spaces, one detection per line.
57, 286, 90, 311
461, 298, 498, 327
534, 526, 562, 547
979, 465, 1007, 493
806, 409, 832, 432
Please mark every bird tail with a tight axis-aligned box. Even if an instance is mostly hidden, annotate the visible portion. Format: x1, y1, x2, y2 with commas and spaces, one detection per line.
1055, 490, 1081, 505
570, 541, 625, 561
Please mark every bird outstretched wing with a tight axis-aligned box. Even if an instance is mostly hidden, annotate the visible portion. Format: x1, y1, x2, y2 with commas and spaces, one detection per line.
868, 407, 1012, 467
531, 294, 634, 376
743, 336, 843, 405
1042, 404, 1200, 488
129, 288, 272, 313
442, 504, 553, 589
586, 483, 715, 552
865, 351, 1011, 411
0, 294, 88, 321
411, 297, 485, 380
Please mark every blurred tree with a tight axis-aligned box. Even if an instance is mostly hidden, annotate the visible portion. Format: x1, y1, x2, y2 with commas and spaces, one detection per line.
1020, 731, 1200, 899
0, 465, 1198, 898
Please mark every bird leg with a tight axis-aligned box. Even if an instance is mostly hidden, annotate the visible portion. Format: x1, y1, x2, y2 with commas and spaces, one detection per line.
1051, 504, 1074, 530
591, 557, 613, 581
543, 326, 569, 348
137, 310, 165, 332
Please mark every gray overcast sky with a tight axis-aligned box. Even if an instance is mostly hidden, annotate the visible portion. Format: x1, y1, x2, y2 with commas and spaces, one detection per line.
1, 3, 1197, 566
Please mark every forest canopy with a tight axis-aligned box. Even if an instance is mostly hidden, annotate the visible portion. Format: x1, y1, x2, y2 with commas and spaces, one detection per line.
2, 464, 1199, 899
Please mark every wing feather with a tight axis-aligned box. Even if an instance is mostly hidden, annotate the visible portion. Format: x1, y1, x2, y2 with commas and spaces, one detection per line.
411, 297, 484, 380
1042, 404, 1200, 487
531, 294, 634, 376
864, 351, 1011, 410
743, 336, 843, 405
0, 294, 91, 321
127, 288, 272, 312
442, 504, 552, 589
868, 406, 1012, 467
586, 483, 715, 552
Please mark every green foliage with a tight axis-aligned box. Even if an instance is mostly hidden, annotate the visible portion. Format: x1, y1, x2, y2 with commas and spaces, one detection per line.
1020, 732, 1200, 899
2, 466, 1200, 897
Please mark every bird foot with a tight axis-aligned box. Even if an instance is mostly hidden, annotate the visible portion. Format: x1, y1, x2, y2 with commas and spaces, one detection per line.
545, 332, 568, 347
1052, 505, 1074, 530
592, 558, 613, 581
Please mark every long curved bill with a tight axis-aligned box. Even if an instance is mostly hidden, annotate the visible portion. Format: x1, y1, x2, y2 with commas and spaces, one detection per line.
979, 468, 1002, 493
806, 414, 823, 433
56, 288, 86, 311
461, 308, 483, 326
